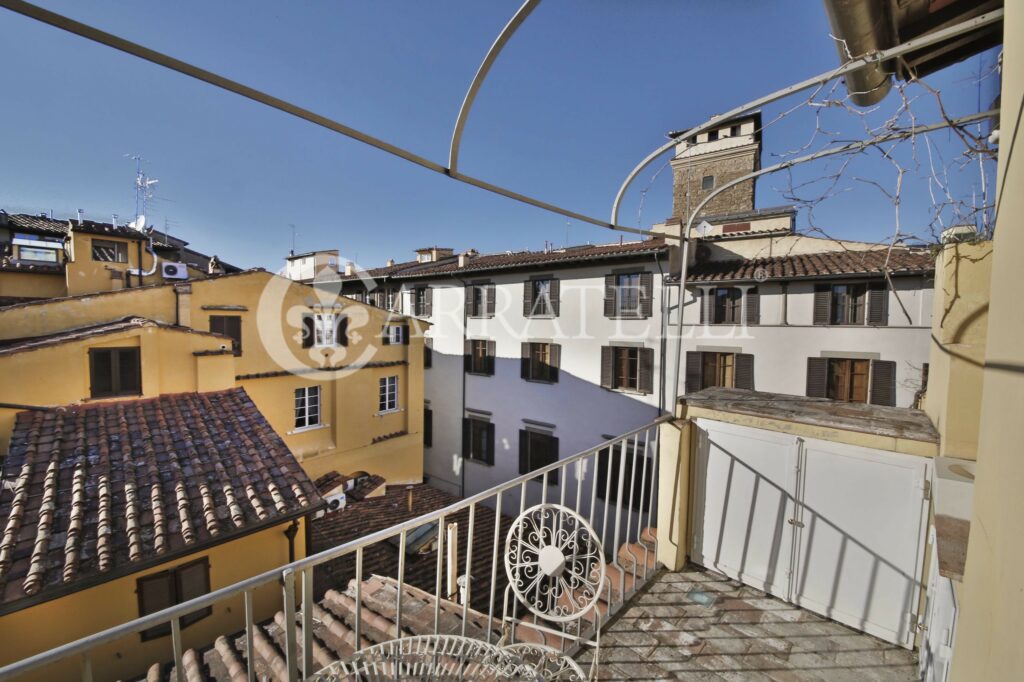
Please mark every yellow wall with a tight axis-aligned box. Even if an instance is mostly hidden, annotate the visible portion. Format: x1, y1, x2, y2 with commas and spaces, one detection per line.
0, 271, 66, 300
0, 325, 234, 453
0, 520, 303, 682
923, 242, 993, 460
64, 231, 162, 297
0, 270, 426, 485
949, 4, 1024, 679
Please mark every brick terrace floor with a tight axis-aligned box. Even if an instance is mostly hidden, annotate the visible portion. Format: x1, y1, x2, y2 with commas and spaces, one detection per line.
577, 564, 918, 681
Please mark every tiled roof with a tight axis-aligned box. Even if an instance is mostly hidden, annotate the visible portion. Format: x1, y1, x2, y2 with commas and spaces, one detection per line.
342, 239, 669, 282
0, 257, 64, 275
311, 484, 511, 613
0, 295, 46, 308
687, 248, 934, 283
0, 389, 322, 612
0, 317, 228, 356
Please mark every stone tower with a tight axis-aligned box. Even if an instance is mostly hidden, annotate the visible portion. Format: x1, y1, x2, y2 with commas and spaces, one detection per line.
669, 112, 761, 221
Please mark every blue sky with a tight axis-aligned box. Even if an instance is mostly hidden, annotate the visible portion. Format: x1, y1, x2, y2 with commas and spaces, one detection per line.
0, 1, 998, 270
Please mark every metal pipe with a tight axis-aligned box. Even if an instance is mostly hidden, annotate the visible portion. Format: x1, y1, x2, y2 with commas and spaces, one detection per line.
610, 8, 1004, 225
449, 0, 541, 174
821, 0, 892, 106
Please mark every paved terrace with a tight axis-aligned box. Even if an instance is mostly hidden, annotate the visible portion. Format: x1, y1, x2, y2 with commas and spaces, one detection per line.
579, 565, 917, 681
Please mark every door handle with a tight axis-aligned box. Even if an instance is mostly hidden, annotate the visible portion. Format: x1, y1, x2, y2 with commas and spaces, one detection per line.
787, 518, 805, 528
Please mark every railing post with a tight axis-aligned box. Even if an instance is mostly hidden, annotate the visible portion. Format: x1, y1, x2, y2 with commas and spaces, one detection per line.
460, 504, 476, 638
282, 568, 299, 682
79, 654, 92, 682
396, 530, 407, 639
243, 589, 256, 682
486, 494, 502, 644
354, 547, 364, 646
170, 617, 184, 682
301, 567, 314, 678
434, 514, 445, 634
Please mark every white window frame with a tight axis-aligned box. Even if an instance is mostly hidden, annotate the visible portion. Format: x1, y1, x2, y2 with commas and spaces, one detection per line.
294, 386, 321, 430
17, 246, 59, 263
314, 313, 336, 347
616, 273, 642, 316
385, 325, 404, 345
378, 376, 399, 413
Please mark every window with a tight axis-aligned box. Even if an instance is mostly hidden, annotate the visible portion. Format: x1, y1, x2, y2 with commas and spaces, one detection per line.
386, 289, 397, 312
209, 315, 242, 356
604, 272, 652, 318
730, 124, 741, 137
831, 283, 867, 325
413, 287, 432, 317
522, 342, 559, 383
89, 347, 141, 398
466, 282, 495, 318
92, 239, 128, 263
684, 351, 754, 392
701, 175, 715, 190
826, 358, 869, 403
524, 278, 558, 317
707, 130, 719, 142
301, 313, 347, 348
519, 430, 559, 484
463, 416, 495, 465
294, 386, 321, 428
137, 558, 211, 640
711, 287, 742, 324
424, 407, 433, 447
17, 246, 58, 263
596, 441, 652, 511
600, 346, 654, 394
466, 339, 495, 376
379, 376, 399, 412
382, 324, 408, 345
424, 338, 433, 368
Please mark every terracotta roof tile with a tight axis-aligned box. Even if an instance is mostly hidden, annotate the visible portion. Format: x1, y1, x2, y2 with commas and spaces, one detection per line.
0, 389, 322, 612
687, 248, 934, 282
0, 317, 228, 356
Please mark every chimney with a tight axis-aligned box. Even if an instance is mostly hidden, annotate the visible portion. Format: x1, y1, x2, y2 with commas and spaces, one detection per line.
386, 258, 395, 267
111, 214, 118, 229
344, 262, 354, 277
173, 283, 192, 327
76, 209, 84, 226
458, 252, 468, 268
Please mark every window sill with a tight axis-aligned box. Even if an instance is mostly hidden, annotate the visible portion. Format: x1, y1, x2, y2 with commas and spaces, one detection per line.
288, 423, 329, 435
606, 387, 651, 397
465, 458, 494, 467
525, 314, 558, 320
523, 378, 557, 385
375, 408, 403, 417
467, 371, 494, 377
606, 315, 649, 321
87, 391, 143, 401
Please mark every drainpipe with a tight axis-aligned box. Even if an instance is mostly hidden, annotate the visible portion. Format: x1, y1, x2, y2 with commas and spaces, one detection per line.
653, 249, 666, 414
671, 232, 692, 412
821, 0, 893, 106
453, 274, 469, 499
284, 519, 300, 563
127, 237, 160, 284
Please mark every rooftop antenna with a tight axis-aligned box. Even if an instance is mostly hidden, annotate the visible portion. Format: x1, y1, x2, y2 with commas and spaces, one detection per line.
565, 218, 571, 248
289, 223, 298, 255
126, 154, 158, 230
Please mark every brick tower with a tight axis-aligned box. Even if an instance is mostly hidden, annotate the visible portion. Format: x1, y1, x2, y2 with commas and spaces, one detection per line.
669, 112, 761, 221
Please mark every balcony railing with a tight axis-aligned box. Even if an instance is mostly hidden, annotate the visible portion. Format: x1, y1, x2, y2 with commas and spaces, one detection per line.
0, 417, 669, 681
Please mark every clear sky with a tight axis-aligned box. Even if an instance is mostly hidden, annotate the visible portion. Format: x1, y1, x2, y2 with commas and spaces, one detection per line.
0, 1, 998, 271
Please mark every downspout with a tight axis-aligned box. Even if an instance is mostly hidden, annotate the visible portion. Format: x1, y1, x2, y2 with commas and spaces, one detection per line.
671, 234, 692, 412
653, 249, 667, 414
821, 0, 893, 106
128, 237, 160, 284
284, 519, 300, 563
453, 273, 469, 499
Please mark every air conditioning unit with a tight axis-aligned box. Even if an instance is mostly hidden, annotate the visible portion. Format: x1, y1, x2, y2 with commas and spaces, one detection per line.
161, 261, 189, 280
313, 492, 347, 519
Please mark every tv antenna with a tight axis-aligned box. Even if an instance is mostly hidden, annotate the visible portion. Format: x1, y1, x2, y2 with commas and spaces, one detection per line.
126, 154, 158, 230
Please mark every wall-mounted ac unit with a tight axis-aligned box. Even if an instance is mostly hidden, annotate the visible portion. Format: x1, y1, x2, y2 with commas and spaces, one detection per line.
161, 262, 189, 280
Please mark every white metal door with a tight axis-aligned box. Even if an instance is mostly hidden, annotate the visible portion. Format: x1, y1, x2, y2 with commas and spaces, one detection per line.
691, 419, 929, 648
690, 420, 798, 597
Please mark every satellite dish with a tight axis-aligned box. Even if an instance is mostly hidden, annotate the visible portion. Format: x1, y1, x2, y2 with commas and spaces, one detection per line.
132, 214, 145, 230
694, 220, 714, 237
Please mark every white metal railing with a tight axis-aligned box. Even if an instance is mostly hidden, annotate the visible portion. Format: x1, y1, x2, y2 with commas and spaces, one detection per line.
0, 418, 669, 681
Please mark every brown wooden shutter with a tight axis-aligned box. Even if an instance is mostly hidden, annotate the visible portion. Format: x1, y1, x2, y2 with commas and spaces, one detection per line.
464, 339, 472, 372
424, 338, 433, 368
604, 275, 616, 317
639, 347, 654, 394
521, 342, 530, 379
424, 408, 433, 447
639, 272, 654, 318
519, 430, 529, 475
600, 346, 613, 389
546, 434, 560, 484
550, 279, 560, 316
813, 285, 831, 325
485, 422, 496, 465
486, 284, 496, 317
302, 314, 314, 348
424, 287, 433, 317
486, 340, 496, 375
684, 352, 703, 393
523, 280, 534, 316
462, 418, 471, 457
806, 357, 828, 397
868, 283, 889, 326
550, 344, 561, 383
336, 315, 348, 347
870, 360, 897, 406
745, 288, 760, 326
465, 285, 476, 317
402, 324, 410, 345
735, 353, 754, 390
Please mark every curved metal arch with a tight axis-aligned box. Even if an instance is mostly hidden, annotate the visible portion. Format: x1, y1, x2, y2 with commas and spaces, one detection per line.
610, 8, 1004, 226
449, 0, 541, 175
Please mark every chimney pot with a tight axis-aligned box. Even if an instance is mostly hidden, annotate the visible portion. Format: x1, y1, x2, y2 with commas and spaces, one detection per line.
386, 258, 395, 267
77, 209, 84, 226
344, 262, 354, 277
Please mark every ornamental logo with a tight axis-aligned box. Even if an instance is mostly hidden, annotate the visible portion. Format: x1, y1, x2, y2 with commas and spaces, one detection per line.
255, 262, 382, 381
753, 267, 769, 283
